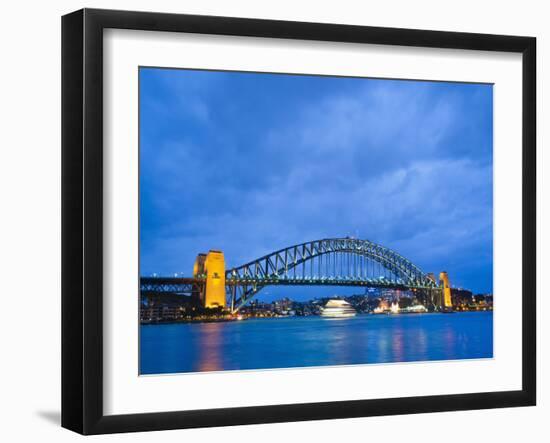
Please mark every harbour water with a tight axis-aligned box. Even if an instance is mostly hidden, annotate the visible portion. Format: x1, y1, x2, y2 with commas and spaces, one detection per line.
140, 311, 493, 375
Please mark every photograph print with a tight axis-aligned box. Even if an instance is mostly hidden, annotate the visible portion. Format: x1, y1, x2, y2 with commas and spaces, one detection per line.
139, 67, 493, 375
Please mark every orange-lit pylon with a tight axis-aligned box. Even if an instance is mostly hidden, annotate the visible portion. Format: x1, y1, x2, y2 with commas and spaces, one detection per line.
439, 271, 453, 309
203, 250, 226, 308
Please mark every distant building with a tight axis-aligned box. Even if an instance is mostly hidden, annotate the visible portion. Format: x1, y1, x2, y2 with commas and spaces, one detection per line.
451, 288, 473, 309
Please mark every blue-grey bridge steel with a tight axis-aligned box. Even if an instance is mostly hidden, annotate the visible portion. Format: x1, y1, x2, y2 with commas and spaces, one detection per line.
140, 238, 441, 312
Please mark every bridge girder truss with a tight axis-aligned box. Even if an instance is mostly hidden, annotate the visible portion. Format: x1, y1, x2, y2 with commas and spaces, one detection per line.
140, 277, 204, 296
225, 238, 439, 311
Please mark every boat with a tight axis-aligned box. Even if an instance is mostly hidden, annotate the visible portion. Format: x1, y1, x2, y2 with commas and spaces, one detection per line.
320, 299, 357, 318
401, 304, 429, 314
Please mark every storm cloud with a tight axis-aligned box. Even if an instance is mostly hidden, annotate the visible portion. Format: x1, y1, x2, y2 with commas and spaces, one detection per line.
139, 68, 493, 294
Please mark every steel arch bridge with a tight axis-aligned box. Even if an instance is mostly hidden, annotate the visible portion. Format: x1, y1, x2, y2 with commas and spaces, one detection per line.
140, 237, 443, 313
225, 237, 438, 311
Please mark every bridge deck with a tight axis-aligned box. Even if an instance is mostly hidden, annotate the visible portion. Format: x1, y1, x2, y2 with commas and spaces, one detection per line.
140, 276, 438, 291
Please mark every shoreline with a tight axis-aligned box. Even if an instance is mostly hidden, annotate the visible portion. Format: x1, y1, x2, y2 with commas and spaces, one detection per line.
140, 309, 493, 326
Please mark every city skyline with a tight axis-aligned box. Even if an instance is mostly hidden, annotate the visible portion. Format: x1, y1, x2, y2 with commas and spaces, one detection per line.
139, 67, 493, 296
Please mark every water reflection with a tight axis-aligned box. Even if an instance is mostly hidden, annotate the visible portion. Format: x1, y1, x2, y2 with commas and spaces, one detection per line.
414, 328, 428, 361
196, 322, 224, 372
391, 327, 405, 362
326, 328, 353, 365
442, 325, 457, 360
140, 312, 493, 375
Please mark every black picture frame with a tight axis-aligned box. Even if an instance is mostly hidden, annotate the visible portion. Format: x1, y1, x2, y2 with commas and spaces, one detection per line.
62, 8, 536, 435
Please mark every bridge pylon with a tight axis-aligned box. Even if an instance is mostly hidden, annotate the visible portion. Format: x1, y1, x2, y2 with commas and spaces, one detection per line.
200, 250, 226, 309
439, 271, 453, 310
192, 253, 207, 304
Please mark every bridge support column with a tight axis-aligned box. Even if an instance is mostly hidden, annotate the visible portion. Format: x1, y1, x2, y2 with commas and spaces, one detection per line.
229, 285, 236, 313
203, 250, 226, 309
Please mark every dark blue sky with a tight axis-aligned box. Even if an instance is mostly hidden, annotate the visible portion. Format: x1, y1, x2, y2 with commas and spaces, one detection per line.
139, 68, 493, 296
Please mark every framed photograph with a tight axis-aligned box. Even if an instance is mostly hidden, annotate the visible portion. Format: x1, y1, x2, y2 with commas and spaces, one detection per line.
62, 8, 536, 434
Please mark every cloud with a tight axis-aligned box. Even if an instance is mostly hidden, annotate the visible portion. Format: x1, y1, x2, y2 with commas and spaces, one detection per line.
140, 68, 217, 126
139, 70, 493, 293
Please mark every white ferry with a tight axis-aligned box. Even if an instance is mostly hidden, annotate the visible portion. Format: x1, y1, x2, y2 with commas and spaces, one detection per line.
320, 299, 357, 318
401, 304, 428, 313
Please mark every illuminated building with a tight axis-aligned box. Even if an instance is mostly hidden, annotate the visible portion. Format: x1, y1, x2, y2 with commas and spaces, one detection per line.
373, 299, 390, 314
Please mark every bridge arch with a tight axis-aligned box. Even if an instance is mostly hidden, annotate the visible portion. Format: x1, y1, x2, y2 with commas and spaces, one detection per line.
226, 238, 438, 311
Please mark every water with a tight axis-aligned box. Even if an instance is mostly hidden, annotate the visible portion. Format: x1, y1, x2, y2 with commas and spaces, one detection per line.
140, 311, 493, 375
